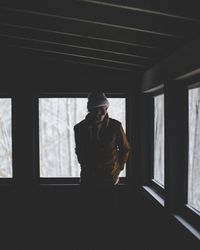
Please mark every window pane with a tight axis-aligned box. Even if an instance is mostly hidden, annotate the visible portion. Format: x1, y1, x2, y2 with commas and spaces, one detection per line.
188, 87, 200, 212
39, 98, 126, 177
0, 99, 12, 178
154, 94, 164, 186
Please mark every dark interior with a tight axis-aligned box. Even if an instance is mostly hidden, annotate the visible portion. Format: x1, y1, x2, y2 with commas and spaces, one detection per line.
0, 1, 200, 249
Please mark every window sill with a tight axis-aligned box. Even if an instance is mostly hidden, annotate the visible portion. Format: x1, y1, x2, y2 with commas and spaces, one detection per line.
39, 183, 80, 186
0, 178, 15, 187
174, 214, 200, 241
0, 183, 14, 188
36, 177, 128, 186
38, 182, 127, 187
142, 185, 165, 207
142, 186, 200, 242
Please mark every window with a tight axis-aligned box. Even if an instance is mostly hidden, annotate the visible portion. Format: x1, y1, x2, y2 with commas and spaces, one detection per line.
0, 98, 12, 178
38, 96, 126, 178
142, 77, 200, 239
188, 87, 200, 212
153, 94, 165, 187
141, 90, 165, 205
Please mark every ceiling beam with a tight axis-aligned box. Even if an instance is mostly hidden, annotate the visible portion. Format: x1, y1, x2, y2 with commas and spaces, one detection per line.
1, 7, 182, 38
0, 39, 147, 70
79, 0, 200, 22
1, 44, 145, 73
0, 22, 164, 53
1, 7, 183, 50
0, 33, 153, 66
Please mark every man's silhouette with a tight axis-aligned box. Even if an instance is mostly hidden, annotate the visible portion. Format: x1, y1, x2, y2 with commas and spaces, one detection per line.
74, 92, 130, 186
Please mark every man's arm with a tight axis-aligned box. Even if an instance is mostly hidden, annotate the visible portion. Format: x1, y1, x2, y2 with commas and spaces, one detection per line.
74, 126, 84, 165
117, 123, 131, 170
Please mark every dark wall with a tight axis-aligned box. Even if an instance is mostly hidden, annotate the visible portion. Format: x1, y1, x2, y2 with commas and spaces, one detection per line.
1, 48, 139, 93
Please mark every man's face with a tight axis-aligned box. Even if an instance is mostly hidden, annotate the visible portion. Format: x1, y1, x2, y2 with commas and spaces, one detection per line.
90, 106, 108, 123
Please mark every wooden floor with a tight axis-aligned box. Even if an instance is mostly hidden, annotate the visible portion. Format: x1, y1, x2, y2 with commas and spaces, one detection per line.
0, 188, 199, 250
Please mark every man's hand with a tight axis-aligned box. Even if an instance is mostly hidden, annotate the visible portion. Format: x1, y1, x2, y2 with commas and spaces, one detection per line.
120, 162, 124, 170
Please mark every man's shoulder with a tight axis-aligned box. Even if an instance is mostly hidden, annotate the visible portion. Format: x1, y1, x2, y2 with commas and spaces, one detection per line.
74, 120, 85, 130
109, 118, 121, 128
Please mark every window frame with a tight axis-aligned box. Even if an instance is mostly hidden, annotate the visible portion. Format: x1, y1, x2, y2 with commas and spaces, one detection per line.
35, 92, 130, 185
142, 78, 200, 239
151, 90, 165, 196
178, 80, 200, 231
142, 87, 165, 202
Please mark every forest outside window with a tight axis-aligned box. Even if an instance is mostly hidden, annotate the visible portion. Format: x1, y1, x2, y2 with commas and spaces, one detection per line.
153, 94, 165, 187
38, 97, 126, 178
0, 98, 12, 178
188, 87, 200, 213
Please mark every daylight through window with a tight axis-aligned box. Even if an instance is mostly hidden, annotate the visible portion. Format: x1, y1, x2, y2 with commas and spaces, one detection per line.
0, 98, 12, 178
188, 87, 200, 212
153, 94, 164, 186
39, 98, 126, 178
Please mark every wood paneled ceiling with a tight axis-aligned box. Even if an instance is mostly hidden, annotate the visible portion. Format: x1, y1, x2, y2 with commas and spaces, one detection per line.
1, 0, 200, 74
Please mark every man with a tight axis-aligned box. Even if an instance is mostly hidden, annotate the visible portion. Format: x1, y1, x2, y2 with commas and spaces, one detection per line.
74, 92, 130, 186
